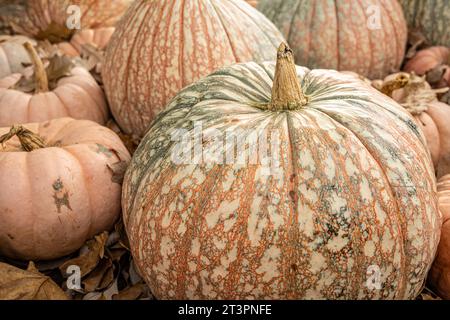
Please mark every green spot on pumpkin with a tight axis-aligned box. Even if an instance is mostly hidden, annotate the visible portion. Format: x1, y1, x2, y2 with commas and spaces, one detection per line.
95, 144, 113, 157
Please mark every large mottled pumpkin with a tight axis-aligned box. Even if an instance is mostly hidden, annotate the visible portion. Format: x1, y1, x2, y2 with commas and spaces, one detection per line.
404, 46, 450, 89
429, 174, 450, 299
103, 0, 285, 137
400, 0, 450, 47
375, 72, 450, 179
0, 117, 131, 260
11, 0, 132, 43
258, 0, 407, 79
0, 42, 108, 127
122, 44, 441, 299
57, 27, 115, 57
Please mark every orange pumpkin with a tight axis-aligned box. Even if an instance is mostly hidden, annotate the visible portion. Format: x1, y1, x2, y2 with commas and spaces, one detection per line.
57, 27, 115, 57
378, 72, 450, 179
429, 174, 450, 299
0, 35, 35, 78
0, 117, 131, 260
404, 46, 450, 88
122, 44, 441, 299
11, 0, 131, 43
103, 0, 285, 137
0, 42, 108, 127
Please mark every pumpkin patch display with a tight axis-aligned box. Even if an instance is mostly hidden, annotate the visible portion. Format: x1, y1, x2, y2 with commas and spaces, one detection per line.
257, 0, 408, 79
404, 46, 450, 88
400, 0, 450, 47
122, 44, 441, 299
0, 42, 109, 127
0, 117, 131, 260
428, 174, 450, 299
103, 0, 286, 137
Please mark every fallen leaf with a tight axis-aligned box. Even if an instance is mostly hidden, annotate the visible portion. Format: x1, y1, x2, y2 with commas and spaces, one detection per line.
60, 232, 108, 277
0, 261, 68, 300
82, 258, 113, 293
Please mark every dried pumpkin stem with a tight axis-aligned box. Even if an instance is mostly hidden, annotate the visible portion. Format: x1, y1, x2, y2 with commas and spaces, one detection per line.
268, 43, 308, 111
23, 42, 49, 93
0, 125, 46, 152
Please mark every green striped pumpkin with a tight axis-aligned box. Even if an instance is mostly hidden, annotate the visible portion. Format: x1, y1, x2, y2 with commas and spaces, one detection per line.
400, 0, 450, 46
122, 45, 440, 300
258, 0, 408, 79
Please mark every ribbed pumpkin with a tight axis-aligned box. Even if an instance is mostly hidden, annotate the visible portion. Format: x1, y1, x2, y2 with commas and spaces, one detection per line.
400, 0, 450, 47
103, 0, 285, 137
122, 44, 441, 299
257, 0, 407, 79
375, 72, 450, 179
0, 35, 36, 78
404, 46, 450, 88
12, 0, 131, 43
0, 43, 108, 127
429, 174, 450, 299
0, 117, 131, 260
57, 27, 115, 57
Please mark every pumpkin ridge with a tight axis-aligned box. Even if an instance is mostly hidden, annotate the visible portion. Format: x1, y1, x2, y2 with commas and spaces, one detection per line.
109, 1, 152, 130
61, 146, 95, 239
304, 107, 409, 296
333, 0, 340, 69
384, 0, 402, 71
208, 1, 239, 63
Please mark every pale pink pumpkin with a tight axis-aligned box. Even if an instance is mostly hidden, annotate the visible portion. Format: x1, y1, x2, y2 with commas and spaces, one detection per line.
57, 27, 115, 57
404, 46, 450, 88
0, 42, 108, 127
0, 117, 131, 260
103, 0, 285, 137
0, 35, 36, 78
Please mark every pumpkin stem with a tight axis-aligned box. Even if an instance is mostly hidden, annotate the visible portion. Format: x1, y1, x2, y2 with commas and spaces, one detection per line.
23, 42, 49, 93
268, 43, 308, 111
0, 125, 46, 152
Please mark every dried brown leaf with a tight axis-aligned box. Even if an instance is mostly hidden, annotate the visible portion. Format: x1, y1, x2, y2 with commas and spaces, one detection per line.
60, 232, 108, 277
82, 258, 113, 293
0, 262, 67, 300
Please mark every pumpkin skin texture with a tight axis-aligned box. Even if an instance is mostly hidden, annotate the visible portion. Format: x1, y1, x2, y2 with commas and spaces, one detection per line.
122, 60, 441, 299
400, 0, 450, 47
103, 0, 285, 137
0, 35, 35, 78
429, 174, 450, 299
57, 27, 115, 57
13, 0, 132, 42
404, 46, 450, 88
257, 0, 407, 79
0, 118, 131, 260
